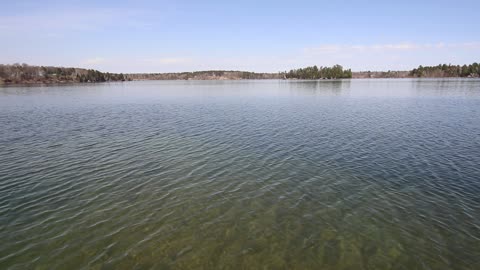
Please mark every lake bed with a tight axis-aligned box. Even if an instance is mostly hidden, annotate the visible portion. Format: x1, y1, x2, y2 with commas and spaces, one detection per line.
1, 79, 479, 269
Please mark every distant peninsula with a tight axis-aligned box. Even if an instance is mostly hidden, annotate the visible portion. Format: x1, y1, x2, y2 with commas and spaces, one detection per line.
0, 63, 479, 85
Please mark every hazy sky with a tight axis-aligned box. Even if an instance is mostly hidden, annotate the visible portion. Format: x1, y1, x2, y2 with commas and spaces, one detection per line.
1, 0, 479, 73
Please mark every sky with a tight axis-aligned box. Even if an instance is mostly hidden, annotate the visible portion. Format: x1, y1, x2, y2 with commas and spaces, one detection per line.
1, 0, 479, 73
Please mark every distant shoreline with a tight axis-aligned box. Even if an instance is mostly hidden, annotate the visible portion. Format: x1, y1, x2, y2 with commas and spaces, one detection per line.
1, 63, 479, 85
2, 77, 480, 86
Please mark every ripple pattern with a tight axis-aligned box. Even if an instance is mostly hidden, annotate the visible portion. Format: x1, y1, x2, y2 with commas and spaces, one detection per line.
1, 79, 480, 269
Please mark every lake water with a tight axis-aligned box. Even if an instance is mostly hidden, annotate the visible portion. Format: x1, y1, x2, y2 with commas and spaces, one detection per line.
1, 79, 479, 269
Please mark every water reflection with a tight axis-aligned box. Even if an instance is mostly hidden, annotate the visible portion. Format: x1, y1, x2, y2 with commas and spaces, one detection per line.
2, 79, 480, 100
283, 79, 350, 96
410, 78, 480, 97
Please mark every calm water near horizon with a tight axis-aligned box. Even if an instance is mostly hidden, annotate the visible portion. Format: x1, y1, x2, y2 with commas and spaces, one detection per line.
1, 79, 480, 269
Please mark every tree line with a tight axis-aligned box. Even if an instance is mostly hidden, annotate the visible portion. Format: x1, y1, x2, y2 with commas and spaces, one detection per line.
77, 70, 127, 82
0, 63, 128, 84
410, 63, 480, 78
285, 65, 352, 79
3, 62, 480, 84
127, 70, 281, 80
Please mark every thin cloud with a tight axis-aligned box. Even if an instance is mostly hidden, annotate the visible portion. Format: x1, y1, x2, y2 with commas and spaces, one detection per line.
0, 8, 153, 34
305, 42, 480, 54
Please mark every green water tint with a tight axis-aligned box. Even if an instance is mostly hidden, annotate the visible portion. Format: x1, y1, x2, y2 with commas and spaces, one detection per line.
1, 80, 480, 269
2, 164, 477, 269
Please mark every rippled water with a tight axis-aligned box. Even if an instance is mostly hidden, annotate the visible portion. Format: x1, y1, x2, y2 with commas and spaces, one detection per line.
1, 79, 480, 269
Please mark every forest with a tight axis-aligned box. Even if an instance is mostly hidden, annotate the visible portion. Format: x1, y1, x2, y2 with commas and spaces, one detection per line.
409, 63, 480, 78
285, 65, 352, 79
2, 62, 480, 84
127, 70, 281, 80
0, 64, 127, 84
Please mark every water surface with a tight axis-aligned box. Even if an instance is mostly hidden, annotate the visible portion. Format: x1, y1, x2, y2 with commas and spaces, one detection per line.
1, 79, 480, 269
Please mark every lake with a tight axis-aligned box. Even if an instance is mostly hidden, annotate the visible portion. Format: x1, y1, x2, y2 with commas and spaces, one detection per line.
1, 79, 479, 269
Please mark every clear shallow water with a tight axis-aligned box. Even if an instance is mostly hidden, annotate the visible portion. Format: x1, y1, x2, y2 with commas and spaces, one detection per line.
1, 79, 479, 270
